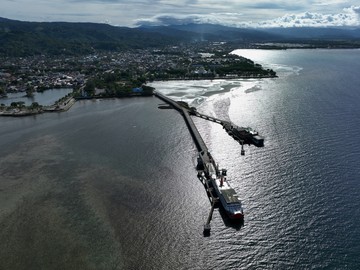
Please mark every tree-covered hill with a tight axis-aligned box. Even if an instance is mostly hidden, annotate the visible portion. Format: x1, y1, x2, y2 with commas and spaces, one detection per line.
1, 17, 360, 57
0, 18, 181, 56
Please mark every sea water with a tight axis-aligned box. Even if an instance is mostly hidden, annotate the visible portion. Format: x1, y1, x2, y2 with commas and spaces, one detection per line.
0, 49, 359, 269
150, 49, 360, 269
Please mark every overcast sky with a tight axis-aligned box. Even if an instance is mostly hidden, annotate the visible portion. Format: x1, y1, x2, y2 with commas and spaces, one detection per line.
2, 0, 360, 28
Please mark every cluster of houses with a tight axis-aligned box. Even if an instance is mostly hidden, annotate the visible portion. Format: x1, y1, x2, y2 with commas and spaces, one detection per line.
1, 42, 275, 100
0, 71, 85, 93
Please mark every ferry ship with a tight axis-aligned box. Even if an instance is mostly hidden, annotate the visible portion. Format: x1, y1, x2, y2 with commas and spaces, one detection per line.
206, 163, 244, 220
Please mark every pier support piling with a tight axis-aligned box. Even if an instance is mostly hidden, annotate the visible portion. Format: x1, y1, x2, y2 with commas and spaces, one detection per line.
203, 202, 216, 236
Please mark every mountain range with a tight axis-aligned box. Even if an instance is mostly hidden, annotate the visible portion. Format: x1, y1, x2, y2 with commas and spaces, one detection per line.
1, 17, 359, 56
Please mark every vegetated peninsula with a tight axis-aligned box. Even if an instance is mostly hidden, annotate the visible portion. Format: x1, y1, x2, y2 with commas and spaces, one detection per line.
8, 16, 359, 116
0, 41, 276, 116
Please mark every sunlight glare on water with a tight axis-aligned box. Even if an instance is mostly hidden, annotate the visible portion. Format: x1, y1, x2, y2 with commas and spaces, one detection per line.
151, 49, 360, 269
1, 49, 360, 269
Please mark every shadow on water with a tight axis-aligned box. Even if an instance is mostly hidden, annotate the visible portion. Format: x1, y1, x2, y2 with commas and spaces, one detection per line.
218, 206, 244, 230
203, 204, 244, 237
157, 103, 173, 109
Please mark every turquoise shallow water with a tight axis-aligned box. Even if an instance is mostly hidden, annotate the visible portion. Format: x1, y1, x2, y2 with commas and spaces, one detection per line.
1, 49, 360, 269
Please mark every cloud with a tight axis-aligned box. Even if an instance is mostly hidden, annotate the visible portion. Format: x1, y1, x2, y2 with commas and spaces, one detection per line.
257, 6, 360, 27
2, 0, 360, 28
136, 5, 360, 28
243, 2, 302, 11
135, 13, 246, 27
313, 0, 349, 6
345, 5, 360, 15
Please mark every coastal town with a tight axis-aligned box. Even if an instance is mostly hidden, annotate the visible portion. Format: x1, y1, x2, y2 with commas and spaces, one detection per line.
0, 42, 276, 116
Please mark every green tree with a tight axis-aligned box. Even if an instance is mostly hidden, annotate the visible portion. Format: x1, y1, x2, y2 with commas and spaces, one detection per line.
10, 101, 26, 108
0, 85, 6, 96
30, 102, 40, 109
84, 80, 95, 96
26, 86, 35, 97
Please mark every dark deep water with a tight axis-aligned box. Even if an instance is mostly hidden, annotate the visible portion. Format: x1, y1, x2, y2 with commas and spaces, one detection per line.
1, 49, 360, 269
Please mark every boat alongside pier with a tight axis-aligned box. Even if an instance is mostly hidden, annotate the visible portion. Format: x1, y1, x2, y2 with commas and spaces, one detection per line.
155, 91, 251, 234
189, 110, 265, 149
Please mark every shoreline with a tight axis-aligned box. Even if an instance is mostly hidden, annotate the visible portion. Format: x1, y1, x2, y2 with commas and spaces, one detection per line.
150, 74, 278, 81
0, 74, 277, 117
0, 97, 76, 117
0, 95, 152, 117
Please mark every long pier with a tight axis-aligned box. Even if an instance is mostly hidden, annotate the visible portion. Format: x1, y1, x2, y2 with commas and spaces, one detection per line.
157, 93, 229, 172
155, 91, 263, 234
155, 91, 210, 156
190, 109, 264, 149
191, 111, 223, 125
155, 91, 264, 149
155, 91, 227, 234
155, 91, 218, 180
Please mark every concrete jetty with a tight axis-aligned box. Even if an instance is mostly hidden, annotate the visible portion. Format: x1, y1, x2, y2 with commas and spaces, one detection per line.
155, 91, 209, 154
155, 91, 217, 184
155, 91, 229, 233
155, 91, 264, 234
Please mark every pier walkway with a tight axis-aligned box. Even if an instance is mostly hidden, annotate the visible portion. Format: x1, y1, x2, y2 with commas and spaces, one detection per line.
190, 111, 224, 125
155, 92, 219, 179
155, 90, 263, 171
155, 91, 211, 161
154, 91, 261, 233
155, 91, 220, 233
190, 109, 264, 148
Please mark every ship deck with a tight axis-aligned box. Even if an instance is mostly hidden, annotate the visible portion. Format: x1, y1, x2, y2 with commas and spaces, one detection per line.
214, 178, 240, 204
